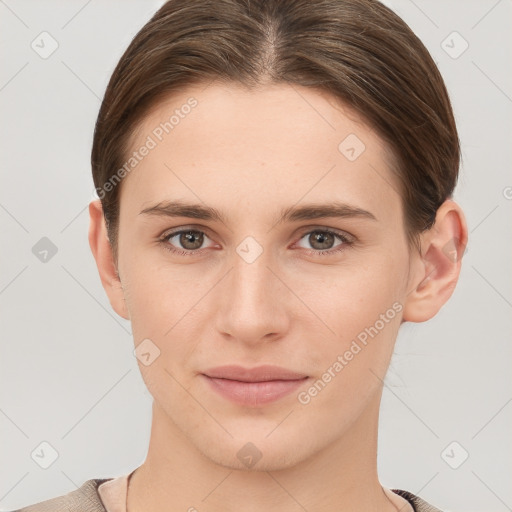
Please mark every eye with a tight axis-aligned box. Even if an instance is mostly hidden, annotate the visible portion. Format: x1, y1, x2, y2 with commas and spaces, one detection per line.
295, 228, 353, 255
159, 227, 354, 257
159, 229, 215, 256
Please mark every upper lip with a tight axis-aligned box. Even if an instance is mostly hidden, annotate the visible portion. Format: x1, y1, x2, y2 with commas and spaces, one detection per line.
202, 365, 309, 382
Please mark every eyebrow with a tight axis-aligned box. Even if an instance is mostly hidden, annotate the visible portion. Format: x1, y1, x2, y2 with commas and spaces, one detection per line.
139, 200, 377, 225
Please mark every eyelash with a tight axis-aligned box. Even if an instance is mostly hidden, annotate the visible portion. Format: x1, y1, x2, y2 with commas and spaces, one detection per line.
158, 227, 354, 257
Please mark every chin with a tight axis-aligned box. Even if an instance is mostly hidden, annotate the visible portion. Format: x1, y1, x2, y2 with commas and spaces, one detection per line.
206, 442, 307, 473
192, 426, 310, 472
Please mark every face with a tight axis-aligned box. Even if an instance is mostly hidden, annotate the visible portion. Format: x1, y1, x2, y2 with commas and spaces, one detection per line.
113, 82, 414, 470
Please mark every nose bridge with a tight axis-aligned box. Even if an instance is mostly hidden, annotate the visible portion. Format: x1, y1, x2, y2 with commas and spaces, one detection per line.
232, 245, 273, 302
215, 238, 289, 342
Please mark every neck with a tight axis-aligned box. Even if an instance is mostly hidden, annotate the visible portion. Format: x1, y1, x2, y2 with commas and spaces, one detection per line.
127, 391, 407, 512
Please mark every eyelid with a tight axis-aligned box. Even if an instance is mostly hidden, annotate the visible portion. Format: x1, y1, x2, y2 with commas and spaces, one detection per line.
291, 227, 354, 255
159, 224, 217, 242
160, 224, 355, 241
159, 226, 217, 246
159, 224, 356, 256
294, 225, 355, 241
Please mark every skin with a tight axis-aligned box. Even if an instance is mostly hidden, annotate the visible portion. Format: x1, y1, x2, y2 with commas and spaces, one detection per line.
89, 82, 468, 512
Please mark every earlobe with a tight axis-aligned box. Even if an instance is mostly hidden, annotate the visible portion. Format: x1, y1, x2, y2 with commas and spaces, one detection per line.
88, 199, 130, 320
402, 199, 468, 323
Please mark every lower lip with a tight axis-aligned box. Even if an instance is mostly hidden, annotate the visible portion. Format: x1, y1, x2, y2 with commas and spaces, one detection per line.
202, 375, 309, 406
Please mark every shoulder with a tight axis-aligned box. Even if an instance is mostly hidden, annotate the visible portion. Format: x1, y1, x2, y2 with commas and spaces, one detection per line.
9, 478, 111, 512
392, 488, 445, 512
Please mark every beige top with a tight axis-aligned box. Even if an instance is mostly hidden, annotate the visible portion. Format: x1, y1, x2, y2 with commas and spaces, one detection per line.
97, 473, 131, 512
97, 472, 415, 512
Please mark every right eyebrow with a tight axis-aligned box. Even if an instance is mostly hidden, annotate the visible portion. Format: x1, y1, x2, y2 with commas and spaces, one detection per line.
139, 200, 228, 224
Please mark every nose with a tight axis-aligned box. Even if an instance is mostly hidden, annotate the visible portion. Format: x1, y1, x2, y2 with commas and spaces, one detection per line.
214, 243, 291, 347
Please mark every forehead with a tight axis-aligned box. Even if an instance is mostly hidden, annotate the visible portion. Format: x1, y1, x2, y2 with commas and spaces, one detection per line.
120, 81, 402, 225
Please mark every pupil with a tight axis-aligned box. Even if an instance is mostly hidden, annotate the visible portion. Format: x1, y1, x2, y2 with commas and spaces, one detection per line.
182, 231, 202, 249
312, 231, 333, 249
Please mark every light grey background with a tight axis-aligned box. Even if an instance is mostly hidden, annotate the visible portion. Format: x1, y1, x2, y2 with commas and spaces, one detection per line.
0, 1, 511, 511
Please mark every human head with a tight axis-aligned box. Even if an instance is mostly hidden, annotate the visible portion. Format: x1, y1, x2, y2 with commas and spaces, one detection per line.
88, 0, 467, 474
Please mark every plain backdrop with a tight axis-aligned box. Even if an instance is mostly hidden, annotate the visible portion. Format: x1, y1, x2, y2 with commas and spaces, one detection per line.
0, 1, 511, 511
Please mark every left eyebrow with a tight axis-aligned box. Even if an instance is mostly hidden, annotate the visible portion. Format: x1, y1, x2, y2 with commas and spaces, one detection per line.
275, 202, 377, 225
138, 199, 378, 225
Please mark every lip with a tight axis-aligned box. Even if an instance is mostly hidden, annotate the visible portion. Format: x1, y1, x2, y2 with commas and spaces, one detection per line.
202, 364, 308, 382
201, 365, 309, 406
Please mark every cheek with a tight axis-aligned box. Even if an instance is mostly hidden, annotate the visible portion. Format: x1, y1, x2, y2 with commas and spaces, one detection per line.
294, 254, 406, 389
302, 255, 404, 333
294, 270, 403, 415
121, 260, 208, 365
120, 247, 194, 316
123, 267, 201, 401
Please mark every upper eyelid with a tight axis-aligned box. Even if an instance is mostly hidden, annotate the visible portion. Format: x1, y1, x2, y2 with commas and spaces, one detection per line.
160, 225, 352, 237
160, 226, 216, 242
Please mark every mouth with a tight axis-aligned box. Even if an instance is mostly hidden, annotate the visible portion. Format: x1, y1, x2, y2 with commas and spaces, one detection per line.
201, 365, 310, 406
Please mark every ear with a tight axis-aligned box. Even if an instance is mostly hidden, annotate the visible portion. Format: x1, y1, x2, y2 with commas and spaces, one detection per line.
402, 199, 468, 323
88, 199, 130, 320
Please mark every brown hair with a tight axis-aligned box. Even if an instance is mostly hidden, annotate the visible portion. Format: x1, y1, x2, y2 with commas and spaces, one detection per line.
91, 0, 460, 264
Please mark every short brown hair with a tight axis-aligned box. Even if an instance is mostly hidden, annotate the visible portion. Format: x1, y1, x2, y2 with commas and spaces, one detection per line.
91, 0, 460, 264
